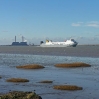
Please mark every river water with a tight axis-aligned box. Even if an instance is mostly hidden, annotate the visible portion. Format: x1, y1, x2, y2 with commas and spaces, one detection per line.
0, 46, 99, 99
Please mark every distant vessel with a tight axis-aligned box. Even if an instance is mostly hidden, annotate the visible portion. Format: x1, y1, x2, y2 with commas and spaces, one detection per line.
40, 39, 78, 47
12, 36, 28, 46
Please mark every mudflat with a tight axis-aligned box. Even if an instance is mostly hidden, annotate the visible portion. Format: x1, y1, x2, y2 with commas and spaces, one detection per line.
0, 47, 99, 99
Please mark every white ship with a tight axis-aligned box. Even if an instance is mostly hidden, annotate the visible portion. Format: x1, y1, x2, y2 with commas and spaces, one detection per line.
40, 39, 78, 47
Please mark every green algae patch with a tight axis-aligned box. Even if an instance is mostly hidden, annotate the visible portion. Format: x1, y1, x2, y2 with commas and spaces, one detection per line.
55, 62, 91, 68
6, 78, 29, 83
39, 80, 53, 83
16, 64, 45, 69
53, 85, 83, 90
0, 91, 42, 99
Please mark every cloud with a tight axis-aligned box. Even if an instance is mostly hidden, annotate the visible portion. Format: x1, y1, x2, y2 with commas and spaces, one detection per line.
72, 23, 81, 27
72, 21, 99, 28
86, 21, 99, 28
71, 22, 83, 27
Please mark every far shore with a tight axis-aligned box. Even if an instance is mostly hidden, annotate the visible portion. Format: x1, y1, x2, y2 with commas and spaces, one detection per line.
0, 44, 99, 46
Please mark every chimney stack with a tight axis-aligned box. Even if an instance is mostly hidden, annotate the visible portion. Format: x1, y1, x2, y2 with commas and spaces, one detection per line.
15, 36, 16, 42
22, 36, 24, 42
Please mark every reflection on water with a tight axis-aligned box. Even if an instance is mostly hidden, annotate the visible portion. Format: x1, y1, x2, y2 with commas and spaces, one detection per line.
0, 54, 99, 99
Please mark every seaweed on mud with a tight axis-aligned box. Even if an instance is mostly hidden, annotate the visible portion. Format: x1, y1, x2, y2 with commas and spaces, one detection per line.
55, 62, 91, 68
53, 85, 83, 90
16, 64, 45, 69
6, 78, 29, 83
0, 91, 42, 99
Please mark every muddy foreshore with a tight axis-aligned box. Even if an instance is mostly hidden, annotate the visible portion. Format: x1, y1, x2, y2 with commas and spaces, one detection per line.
0, 45, 99, 99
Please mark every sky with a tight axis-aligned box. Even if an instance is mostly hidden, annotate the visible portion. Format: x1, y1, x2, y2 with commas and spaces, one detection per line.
0, 0, 99, 45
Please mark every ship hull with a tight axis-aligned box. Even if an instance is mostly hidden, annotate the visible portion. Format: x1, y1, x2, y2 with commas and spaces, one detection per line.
40, 43, 77, 47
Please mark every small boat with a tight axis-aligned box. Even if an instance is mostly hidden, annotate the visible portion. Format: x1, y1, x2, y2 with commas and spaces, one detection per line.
40, 39, 78, 47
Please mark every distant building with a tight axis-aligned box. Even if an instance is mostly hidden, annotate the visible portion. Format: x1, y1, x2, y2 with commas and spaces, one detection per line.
12, 42, 28, 46
12, 36, 28, 46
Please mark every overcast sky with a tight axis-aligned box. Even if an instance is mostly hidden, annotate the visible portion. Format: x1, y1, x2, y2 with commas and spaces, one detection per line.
0, 0, 99, 45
